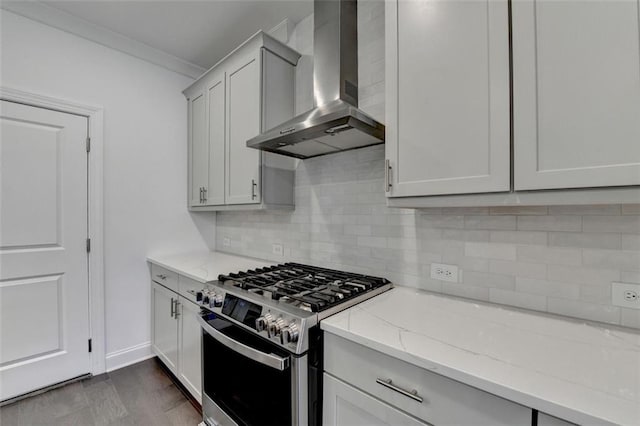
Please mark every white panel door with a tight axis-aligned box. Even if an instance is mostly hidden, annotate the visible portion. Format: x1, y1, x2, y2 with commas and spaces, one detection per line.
513, 0, 640, 190
177, 297, 202, 403
225, 52, 262, 205
0, 100, 90, 401
206, 74, 226, 206
386, 0, 510, 197
189, 90, 207, 207
323, 374, 428, 426
151, 282, 178, 374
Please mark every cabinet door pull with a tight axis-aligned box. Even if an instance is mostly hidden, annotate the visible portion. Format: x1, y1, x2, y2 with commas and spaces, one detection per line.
199, 187, 203, 203
202, 187, 207, 203
170, 297, 175, 318
376, 378, 423, 403
251, 179, 257, 200
385, 160, 392, 192
174, 300, 181, 319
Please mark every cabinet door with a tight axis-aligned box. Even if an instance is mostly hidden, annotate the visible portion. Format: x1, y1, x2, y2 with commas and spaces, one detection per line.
385, 0, 510, 197
206, 75, 226, 206
225, 51, 262, 205
177, 297, 202, 403
188, 90, 207, 207
323, 374, 428, 426
151, 282, 178, 374
513, 0, 640, 190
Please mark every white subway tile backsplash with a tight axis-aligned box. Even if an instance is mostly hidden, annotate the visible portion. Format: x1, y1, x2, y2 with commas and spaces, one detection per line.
489, 230, 548, 245
621, 204, 640, 215
517, 245, 582, 266
517, 215, 582, 232
515, 278, 580, 299
463, 271, 515, 289
441, 283, 490, 301
465, 242, 517, 260
547, 265, 620, 286
213, 10, 640, 329
464, 215, 517, 230
489, 260, 547, 279
621, 271, 640, 283
548, 205, 621, 215
579, 284, 611, 304
620, 308, 640, 328
548, 232, 621, 249
547, 298, 621, 325
490, 206, 548, 215
582, 249, 640, 271
582, 216, 640, 233
489, 288, 547, 311
621, 234, 640, 250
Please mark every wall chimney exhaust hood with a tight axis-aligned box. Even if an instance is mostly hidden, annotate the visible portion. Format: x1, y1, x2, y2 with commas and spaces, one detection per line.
246, 0, 385, 159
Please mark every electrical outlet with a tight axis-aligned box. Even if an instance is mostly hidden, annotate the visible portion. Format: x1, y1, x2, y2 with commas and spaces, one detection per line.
430, 263, 459, 283
272, 243, 284, 256
612, 282, 640, 309
223, 237, 230, 247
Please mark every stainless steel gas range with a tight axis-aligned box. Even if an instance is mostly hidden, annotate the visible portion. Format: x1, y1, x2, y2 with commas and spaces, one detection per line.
193, 262, 392, 426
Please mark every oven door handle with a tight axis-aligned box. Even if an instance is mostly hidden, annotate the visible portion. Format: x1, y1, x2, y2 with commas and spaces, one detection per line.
198, 315, 290, 371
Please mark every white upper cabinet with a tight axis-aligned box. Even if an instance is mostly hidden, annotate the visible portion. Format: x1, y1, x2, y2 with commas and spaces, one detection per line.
189, 90, 208, 206
184, 32, 299, 210
513, 0, 640, 191
206, 72, 226, 206
385, 0, 511, 197
226, 50, 262, 205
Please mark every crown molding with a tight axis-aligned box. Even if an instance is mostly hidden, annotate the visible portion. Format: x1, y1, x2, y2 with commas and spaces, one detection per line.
1, 2, 205, 79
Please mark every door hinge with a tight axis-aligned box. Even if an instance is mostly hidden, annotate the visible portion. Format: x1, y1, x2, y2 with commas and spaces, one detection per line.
88, 338, 92, 353
86, 137, 91, 153
86, 238, 91, 253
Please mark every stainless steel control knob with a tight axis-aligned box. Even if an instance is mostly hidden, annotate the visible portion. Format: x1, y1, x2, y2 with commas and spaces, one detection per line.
213, 294, 223, 307
268, 317, 285, 338
255, 313, 273, 332
280, 323, 299, 344
255, 317, 267, 332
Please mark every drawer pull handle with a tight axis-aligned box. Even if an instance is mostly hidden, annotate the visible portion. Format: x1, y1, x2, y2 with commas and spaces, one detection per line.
157, 274, 167, 280
376, 378, 423, 403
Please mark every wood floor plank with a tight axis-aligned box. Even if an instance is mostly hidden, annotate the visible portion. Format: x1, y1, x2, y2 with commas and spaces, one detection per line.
0, 358, 200, 426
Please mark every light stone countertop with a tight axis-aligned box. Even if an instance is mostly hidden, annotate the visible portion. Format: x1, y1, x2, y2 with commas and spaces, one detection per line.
321, 286, 640, 426
147, 251, 274, 283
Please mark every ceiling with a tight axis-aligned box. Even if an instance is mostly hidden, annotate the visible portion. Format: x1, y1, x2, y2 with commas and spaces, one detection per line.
7, 0, 312, 72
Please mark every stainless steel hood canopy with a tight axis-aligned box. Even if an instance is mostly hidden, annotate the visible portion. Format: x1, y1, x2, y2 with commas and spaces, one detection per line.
247, 0, 385, 159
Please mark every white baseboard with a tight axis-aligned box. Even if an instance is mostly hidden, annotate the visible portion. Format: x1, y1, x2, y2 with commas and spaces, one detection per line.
105, 341, 154, 372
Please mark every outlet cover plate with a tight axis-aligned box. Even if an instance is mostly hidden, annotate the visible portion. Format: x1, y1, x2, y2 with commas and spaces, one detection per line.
612, 282, 640, 309
430, 263, 459, 283
223, 237, 230, 247
272, 243, 284, 256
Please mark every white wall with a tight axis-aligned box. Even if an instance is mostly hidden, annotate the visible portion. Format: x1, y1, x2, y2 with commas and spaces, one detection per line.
0, 11, 216, 364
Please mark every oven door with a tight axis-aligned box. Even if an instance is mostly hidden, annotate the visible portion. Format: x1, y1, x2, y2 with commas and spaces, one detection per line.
198, 311, 294, 426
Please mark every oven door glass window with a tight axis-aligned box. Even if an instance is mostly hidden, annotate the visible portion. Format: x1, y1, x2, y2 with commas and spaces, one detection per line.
202, 314, 292, 426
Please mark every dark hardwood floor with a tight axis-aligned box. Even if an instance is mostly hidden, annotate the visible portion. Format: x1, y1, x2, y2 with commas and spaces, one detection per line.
0, 358, 201, 426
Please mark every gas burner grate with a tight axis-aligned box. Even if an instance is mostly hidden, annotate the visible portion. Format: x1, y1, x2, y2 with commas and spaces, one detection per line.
218, 263, 390, 312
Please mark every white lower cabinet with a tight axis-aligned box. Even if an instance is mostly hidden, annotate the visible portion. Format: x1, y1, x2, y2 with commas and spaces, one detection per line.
151, 276, 202, 403
151, 282, 178, 373
323, 374, 427, 426
324, 333, 531, 426
177, 295, 202, 402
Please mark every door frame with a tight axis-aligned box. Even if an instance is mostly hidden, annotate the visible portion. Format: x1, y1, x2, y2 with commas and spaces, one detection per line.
1, 86, 106, 375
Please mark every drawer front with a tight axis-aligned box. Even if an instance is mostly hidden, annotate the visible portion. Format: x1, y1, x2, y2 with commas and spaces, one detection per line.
150, 264, 178, 292
178, 275, 205, 303
324, 333, 531, 426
